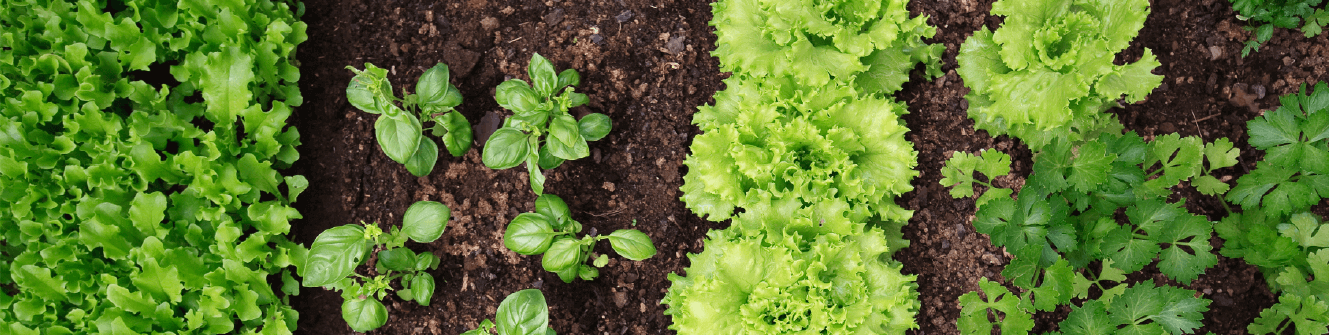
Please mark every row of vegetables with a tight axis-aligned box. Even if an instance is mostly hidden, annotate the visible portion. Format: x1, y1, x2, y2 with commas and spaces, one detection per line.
2, 0, 1328, 334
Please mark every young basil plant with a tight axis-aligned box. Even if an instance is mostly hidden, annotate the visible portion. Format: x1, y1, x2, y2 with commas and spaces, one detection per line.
461, 289, 557, 335
482, 53, 612, 195
299, 201, 451, 332
347, 62, 473, 177
503, 194, 657, 283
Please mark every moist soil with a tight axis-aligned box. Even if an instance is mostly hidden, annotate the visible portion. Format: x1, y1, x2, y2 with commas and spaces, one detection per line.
286, 0, 1329, 334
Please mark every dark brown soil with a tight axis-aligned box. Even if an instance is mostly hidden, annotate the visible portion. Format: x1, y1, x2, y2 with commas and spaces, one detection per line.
286, 0, 1329, 334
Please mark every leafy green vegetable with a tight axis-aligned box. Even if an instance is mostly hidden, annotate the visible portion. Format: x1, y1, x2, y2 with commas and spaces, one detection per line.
462, 289, 558, 335
941, 149, 1014, 208
483, 54, 607, 195
346, 62, 472, 176
710, 0, 943, 94
298, 201, 449, 332
1230, 0, 1329, 56
1, 0, 307, 333
1227, 82, 1329, 217
957, 278, 1034, 335
956, 0, 1161, 149
681, 75, 917, 223
501, 194, 655, 283
664, 215, 918, 334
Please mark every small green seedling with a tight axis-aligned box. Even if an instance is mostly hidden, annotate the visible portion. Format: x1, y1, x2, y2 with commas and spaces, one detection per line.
461, 289, 557, 335
482, 53, 611, 195
299, 201, 452, 332
503, 194, 656, 283
347, 62, 473, 176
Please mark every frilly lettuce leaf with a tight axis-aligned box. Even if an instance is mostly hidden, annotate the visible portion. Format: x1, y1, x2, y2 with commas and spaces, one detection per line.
682, 76, 917, 223
664, 223, 918, 334
957, 0, 1159, 149
711, 0, 942, 94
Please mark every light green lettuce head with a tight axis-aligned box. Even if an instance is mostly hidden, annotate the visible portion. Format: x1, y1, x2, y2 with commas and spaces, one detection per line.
663, 220, 918, 335
956, 0, 1161, 149
681, 75, 917, 223
711, 0, 943, 94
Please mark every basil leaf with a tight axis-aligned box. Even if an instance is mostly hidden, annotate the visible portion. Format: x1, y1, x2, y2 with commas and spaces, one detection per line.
438, 111, 473, 157
404, 137, 438, 177
375, 112, 423, 164
415, 252, 440, 271
542, 237, 583, 274
342, 297, 388, 332
565, 91, 589, 108
537, 143, 565, 170
504, 213, 556, 255
402, 200, 451, 243
346, 75, 380, 114
529, 53, 558, 98
547, 114, 589, 160
557, 69, 580, 89
410, 274, 435, 306
534, 194, 571, 229
301, 225, 369, 288
607, 229, 656, 261
377, 247, 417, 272
496, 79, 539, 114
416, 63, 451, 107
578, 113, 612, 141
482, 128, 531, 169
577, 265, 599, 281
346, 64, 391, 114
497, 289, 549, 335
527, 157, 546, 196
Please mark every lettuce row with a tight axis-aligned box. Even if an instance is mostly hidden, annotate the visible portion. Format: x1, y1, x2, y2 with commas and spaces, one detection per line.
710, 0, 943, 95
0, 0, 308, 333
664, 210, 918, 334
682, 76, 917, 223
957, 0, 1162, 149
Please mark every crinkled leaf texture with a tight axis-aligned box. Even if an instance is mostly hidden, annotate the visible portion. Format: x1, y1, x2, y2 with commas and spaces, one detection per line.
956, 0, 1160, 149
681, 76, 917, 223
663, 216, 918, 334
710, 0, 942, 93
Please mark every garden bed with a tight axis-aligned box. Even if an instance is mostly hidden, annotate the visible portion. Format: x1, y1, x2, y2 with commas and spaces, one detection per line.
286, 0, 1329, 334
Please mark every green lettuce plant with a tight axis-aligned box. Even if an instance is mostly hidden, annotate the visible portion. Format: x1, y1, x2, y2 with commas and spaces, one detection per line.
503, 194, 656, 283
461, 289, 557, 335
1230, 0, 1329, 56
482, 53, 610, 195
663, 208, 918, 334
710, 0, 943, 94
298, 201, 450, 332
681, 76, 917, 224
346, 62, 473, 177
956, 0, 1163, 149
0, 0, 308, 333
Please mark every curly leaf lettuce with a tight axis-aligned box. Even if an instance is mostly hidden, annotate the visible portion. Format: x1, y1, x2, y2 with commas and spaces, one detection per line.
710, 0, 943, 94
956, 0, 1160, 149
681, 76, 917, 223
663, 225, 918, 334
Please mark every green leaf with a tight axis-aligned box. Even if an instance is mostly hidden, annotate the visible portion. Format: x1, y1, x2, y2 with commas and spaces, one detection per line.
14, 265, 67, 302
504, 213, 557, 255
577, 113, 612, 141
497, 289, 550, 335
346, 64, 389, 114
546, 114, 589, 160
375, 112, 424, 164
527, 157, 547, 196
593, 254, 609, 267
482, 128, 531, 169
606, 229, 656, 261
529, 53, 558, 98
416, 63, 456, 108
958, 277, 1034, 335
377, 248, 417, 272
1192, 175, 1230, 196
342, 297, 388, 332
402, 201, 450, 243
404, 137, 439, 177
201, 46, 255, 126
438, 111, 473, 157
129, 191, 169, 238
557, 69, 580, 88
411, 274, 435, 306
1058, 300, 1115, 335
537, 144, 565, 170
1067, 141, 1115, 193
1250, 294, 1329, 335
416, 252, 441, 271
301, 225, 370, 287
542, 238, 584, 277
496, 80, 540, 114
1030, 259, 1075, 311
534, 194, 572, 229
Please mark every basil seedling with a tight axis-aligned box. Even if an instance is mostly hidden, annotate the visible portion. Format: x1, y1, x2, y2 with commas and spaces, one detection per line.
503, 194, 656, 283
482, 53, 611, 195
347, 63, 473, 177
299, 201, 451, 332
461, 289, 557, 335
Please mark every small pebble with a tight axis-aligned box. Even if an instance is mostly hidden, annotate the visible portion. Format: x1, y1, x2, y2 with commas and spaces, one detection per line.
615, 10, 634, 23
